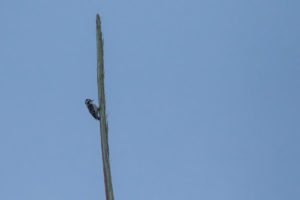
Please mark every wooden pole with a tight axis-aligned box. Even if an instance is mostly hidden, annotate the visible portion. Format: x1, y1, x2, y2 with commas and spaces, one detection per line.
96, 14, 114, 200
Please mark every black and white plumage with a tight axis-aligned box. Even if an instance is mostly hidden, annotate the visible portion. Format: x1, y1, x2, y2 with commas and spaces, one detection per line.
85, 99, 100, 120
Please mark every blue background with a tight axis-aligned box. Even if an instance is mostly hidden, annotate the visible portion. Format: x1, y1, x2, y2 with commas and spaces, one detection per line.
1, 1, 299, 199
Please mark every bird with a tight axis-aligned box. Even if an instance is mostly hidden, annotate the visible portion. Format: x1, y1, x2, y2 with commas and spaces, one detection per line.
85, 99, 100, 120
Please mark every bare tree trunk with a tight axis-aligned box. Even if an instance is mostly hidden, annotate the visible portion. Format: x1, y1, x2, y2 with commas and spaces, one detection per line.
96, 13, 114, 200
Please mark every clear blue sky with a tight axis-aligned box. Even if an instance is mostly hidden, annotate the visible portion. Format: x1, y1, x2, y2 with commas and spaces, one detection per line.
1, 1, 299, 199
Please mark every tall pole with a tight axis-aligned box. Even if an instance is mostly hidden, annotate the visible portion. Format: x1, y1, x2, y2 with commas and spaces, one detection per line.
96, 14, 114, 200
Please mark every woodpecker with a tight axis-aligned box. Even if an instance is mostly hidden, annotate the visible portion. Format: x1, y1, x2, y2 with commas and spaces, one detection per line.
85, 99, 100, 120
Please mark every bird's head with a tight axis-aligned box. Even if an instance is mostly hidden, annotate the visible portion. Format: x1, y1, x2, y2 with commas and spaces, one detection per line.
85, 99, 93, 105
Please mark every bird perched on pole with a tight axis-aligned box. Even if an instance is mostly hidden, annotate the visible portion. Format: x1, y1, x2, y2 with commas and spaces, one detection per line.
85, 99, 100, 120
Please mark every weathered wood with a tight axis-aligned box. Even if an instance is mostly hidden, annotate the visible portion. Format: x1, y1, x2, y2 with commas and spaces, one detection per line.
96, 14, 114, 200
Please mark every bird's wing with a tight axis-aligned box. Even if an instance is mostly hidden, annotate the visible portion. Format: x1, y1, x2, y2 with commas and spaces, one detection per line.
92, 104, 100, 118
